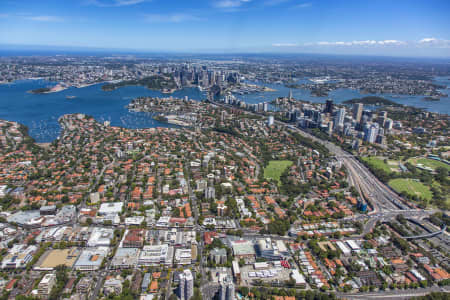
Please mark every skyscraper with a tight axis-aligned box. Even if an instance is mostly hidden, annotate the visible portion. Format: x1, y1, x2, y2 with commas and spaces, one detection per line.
219, 276, 235, 300
324, 99, 334, 114
352, 103, 363, 123
364, 124, 379, 143
288, 89, 293, 100
178, 269, 194, 300
334, 108, 346, 128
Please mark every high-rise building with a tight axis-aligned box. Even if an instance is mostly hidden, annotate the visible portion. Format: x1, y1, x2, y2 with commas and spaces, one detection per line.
219, 276, 235, 300
205, 186, 215, 199
334, 108, 345, 128
352, 103, 363, 123
178, 269, 194, 300
324, 99, 334, 113
288, 89, 293, 100
364, 124, 379, 143
267, 115, 274, 126
384, 118, 393, 131
263, 102, 268, 112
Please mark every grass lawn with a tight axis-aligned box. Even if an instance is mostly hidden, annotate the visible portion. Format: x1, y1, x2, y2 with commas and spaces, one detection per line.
362, 157, 395, 174
408, 157, 450, 171
388, 178, 433, 201
264, 160, 293, 184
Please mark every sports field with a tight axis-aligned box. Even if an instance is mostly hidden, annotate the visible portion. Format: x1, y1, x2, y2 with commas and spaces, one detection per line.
264, 160, 293, 184
362, 157, 396, 173
388, 178, 432, 201
408, 157, 450, 171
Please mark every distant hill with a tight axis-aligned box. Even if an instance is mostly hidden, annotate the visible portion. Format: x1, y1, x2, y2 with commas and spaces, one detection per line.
343, 96, 401, 106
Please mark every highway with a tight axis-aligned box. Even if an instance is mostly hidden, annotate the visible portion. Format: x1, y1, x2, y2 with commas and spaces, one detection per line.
337, 285, 450, 299
280, 123, 410, 213
210, 99, 417, 218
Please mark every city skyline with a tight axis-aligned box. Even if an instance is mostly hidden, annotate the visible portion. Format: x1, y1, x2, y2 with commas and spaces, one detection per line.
1, 0, 450, 57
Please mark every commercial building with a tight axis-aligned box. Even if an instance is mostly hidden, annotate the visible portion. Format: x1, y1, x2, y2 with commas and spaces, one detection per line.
231, 240, 256, 260
256, 238, 289, 260
122, 229, 145, 248
111, 247, 140, 269
98, 202, 124, 215
138, 244, 174, 266
38, 273, 57, 297
352, 103, 363, 123
74, 247, 108, 271
87, 227, 114, 247
1, 244, 37, 269
290, 269, 306, 287
336, 241, 351, 256
178, 269, 194, 300
219, 275, 235, 300
210, 248, 227, 265
174, 248, 192, 265
103, 277, 123, 296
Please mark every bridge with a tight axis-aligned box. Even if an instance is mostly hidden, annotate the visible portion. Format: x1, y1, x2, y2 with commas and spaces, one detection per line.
402, 225, 447, 240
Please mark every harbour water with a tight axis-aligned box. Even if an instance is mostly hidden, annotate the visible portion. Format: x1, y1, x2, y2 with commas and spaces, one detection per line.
0, 78, 448, 142
0, 80, 206, 142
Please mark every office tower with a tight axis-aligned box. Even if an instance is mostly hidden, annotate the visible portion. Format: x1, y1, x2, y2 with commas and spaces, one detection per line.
324, 99, 334, 113
384, 118, 393, 131
219, 276, 235, 300
334, 108, 346, 128
178, 270, 194, 300
352, 103, 363, 123
327, 121, 333, 135
204, 186, 215, 199
288, 89, 293, 100
364, 124, 379, 143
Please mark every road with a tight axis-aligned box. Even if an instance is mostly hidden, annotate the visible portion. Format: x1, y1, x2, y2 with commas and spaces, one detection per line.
280, 124, 409, 213
337, 285, 450, 299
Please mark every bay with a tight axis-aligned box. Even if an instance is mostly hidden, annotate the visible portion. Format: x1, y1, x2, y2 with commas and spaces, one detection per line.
0, 77, 448, 143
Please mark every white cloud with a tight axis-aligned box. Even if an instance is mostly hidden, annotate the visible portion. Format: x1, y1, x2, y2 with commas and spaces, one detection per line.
264, 0, 290, 6
419, 37, 438, 43
272, 43, 298, 47
377, 39, 405, 45
144, 13, 203, 23
24, 15, 64, 22
311, 39, 405, 47
293, 2, 312, 8
87, 0, 146, 7
418, 37, 450, 48
214, 0, 251, 9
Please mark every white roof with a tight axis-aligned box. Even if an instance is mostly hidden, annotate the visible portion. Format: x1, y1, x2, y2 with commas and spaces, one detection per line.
99, 202, 123, 214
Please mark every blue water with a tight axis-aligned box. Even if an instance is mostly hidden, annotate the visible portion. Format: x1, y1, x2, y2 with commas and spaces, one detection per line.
240, 78, 450, 114
0, 77, 449, 142
0, 80, 206, 142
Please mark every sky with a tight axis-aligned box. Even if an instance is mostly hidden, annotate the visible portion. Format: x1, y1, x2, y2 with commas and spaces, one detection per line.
0, 0, 450, 57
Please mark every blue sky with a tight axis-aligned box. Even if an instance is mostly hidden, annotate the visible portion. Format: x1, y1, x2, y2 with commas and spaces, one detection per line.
0, 0, 449, 57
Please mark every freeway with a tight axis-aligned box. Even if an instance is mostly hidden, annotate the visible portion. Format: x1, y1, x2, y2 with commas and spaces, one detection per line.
281, 125, 410, 213
337, 285, 450, 299
210, 99, 418, 217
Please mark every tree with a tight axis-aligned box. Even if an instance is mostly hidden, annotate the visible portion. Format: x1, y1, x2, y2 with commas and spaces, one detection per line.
192, 288, 202, 300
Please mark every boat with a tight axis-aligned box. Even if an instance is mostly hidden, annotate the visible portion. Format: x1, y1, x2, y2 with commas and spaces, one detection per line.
66, 95, 76, 99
